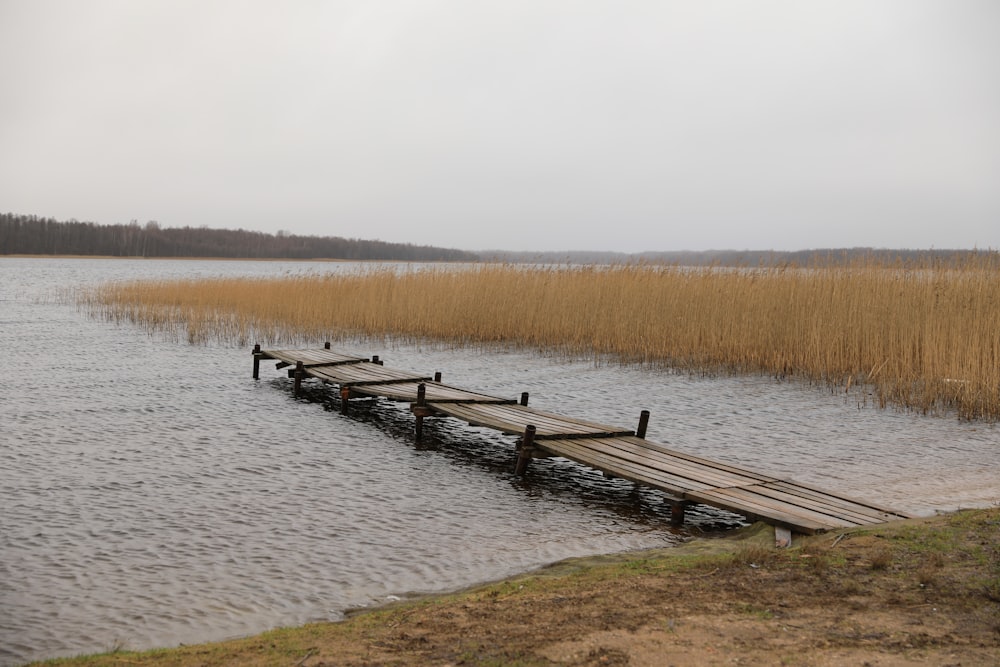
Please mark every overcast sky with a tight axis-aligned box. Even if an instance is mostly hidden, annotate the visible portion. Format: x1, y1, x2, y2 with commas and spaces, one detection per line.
1, 1, 997, 252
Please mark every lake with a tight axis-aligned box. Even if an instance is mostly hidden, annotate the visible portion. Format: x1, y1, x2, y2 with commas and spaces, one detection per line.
1, 257, 996, 666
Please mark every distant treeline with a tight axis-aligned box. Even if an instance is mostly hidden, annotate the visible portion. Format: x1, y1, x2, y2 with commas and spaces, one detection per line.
0, 213, 479, 261
483, 248, 997, 267
3, 212, 992, 265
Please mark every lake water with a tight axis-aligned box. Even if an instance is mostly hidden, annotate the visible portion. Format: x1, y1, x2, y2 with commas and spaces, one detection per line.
1, 257, 997, 666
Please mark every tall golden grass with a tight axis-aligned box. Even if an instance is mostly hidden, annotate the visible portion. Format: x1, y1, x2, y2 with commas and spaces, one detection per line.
81, 256, 1000, 420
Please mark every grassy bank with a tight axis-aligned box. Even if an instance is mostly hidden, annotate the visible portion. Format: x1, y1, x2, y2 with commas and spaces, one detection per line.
82, 258, 1000, 420
32, 508, 1000, 666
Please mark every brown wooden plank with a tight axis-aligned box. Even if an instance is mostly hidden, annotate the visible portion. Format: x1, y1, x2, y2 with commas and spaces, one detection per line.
538, 439, 718, 493
350, 381, 514, 404
682, 489, 834, 534
431, 402, 632, 439
763, 481, 914, 521
446, 403, 629, 436
264, 349, 368, 367
307, 362, 432, 386
579, 437, 775, 489
543, 437, 762, 491
694, 487, 859, 530
616, 437, 780, 483
739, 484, 890, 525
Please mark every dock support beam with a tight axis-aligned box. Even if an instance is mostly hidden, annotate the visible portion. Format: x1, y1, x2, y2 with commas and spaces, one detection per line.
252, 344, 261, 379
636, 410, 650, 439
514, 425, 537, 476
293, 361, 304, 397
664, 495, 689, 526
412, 383, 432, 442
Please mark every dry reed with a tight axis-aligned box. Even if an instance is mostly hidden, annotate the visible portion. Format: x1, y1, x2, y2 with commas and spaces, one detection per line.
80, 255, 1000, 420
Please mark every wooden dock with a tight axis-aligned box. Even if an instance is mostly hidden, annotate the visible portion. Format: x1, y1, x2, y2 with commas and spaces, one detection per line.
253, 344, 912, 536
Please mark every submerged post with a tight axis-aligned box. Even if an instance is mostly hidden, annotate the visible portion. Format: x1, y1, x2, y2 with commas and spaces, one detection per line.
293, 360, 304, 397
340, 386, 351, 414
252, 344, 261, 379
514, 424, 537, 476
667, 498, 687, 526
414, 383, 428, 441
636, 410, 650, 439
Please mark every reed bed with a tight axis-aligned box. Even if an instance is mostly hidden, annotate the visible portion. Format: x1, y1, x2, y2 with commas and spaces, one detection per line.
81, 256, 1000, 420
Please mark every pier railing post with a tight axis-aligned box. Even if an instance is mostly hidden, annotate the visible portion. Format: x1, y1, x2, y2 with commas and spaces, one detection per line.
514, 425, 536, 476
636, 410, 650, 439
293, 360, 304, 397
252, 344, 261, 379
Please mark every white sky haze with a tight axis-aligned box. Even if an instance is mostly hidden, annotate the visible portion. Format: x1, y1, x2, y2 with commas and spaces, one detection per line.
1, 1, 997, 252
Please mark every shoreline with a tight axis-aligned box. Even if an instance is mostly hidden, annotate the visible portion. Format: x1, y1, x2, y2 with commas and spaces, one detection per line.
29, 508, 1000, 666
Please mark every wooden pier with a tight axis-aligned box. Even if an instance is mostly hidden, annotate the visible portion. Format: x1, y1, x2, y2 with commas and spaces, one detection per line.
253, 344, 912, 537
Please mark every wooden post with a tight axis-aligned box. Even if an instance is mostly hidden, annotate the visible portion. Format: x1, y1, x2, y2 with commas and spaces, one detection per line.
372, 355, 382, 366
520, 392, 529, 406
340, 386, 351, 414
514, 424, 536, 476
324, 341, 331, 349
434, 371, 442, 383
636, 410, 650, 439
293, 360, 304, 397
669, 500, 687, 526
252, 344, 261, 379
415, 383, 427, 441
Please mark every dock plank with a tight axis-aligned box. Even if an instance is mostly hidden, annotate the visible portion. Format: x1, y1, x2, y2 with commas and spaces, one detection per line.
263, 349, 368, 367
690, 487, 859, 531
429, 402, 634, 439
308, 362, 432, 387
542, 437, 763, 491
352, 381, 515, 404
538, 439, 719, 493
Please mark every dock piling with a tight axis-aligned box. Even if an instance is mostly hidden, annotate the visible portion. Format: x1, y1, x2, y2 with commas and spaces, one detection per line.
520, 392, 529, 406
434, 371, 442, 383
340, 386, 351, 414
414, 382, 428, 441
293, 361, 304, 397
514, 424, 537, 476
663, 496, 688, 526
637, 410, 650, 439
252, 344, 261, 379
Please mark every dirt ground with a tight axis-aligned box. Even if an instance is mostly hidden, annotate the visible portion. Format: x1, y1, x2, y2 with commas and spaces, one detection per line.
304, 512, 1000, 667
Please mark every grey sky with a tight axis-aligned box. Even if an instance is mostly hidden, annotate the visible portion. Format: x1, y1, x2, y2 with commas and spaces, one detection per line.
1, 1, 997, 252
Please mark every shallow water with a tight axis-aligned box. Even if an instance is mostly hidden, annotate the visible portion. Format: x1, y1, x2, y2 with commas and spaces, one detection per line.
1, 258, 996, 666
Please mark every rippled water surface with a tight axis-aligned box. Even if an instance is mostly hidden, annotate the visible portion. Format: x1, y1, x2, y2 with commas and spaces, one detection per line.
1, 258, 997, 666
